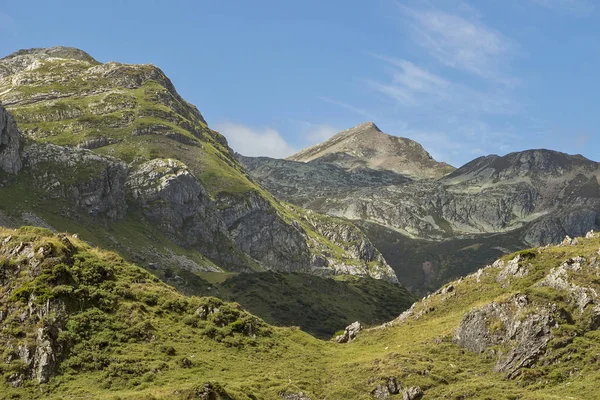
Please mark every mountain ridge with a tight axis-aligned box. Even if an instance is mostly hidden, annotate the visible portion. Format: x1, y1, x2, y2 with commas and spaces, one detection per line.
0, 46, 398, 284
241, 130, 600, 295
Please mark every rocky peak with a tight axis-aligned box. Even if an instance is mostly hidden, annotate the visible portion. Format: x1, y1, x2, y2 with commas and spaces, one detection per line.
287, 122, 455, 180
444, 149, 599, 185
2, 46, 97, 63
0, 47, 98, 79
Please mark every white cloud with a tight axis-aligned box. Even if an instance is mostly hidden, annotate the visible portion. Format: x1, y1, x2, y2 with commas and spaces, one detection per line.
531, 0, 595, 16
399, 5, 515, 83
214, 122, 297, 158
215, 121, 341, 159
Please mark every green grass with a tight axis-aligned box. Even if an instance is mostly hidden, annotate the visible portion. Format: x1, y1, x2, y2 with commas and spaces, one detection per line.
2, 229, 600, 399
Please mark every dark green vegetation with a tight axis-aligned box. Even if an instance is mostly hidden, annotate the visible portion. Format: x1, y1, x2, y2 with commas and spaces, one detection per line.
3, 228, 600, 399
359, 221, 527, 295
214, 272, 415, 338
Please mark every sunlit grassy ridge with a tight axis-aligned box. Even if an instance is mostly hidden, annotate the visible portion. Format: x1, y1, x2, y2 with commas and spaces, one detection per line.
2, 227, 600, 399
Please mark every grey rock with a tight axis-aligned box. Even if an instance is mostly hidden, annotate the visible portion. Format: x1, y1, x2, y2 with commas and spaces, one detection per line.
25, 143, 128, 219
454, 294, 556, 378
126, 158, 244, 271
371, 377, 400, 399
0, 104, 22, 174
336, 321, 362, 343
402, 387, 423, 400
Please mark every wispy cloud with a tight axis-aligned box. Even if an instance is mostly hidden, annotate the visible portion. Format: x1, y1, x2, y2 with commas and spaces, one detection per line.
399, 4, 515, 84
530, 0, 595, 16
367, 55, 520, 115
318, 96, 375, 120
214, 122, 298, 158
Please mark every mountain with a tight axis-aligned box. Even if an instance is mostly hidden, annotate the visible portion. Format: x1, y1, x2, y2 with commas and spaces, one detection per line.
241, 138, 600, 294
287, 122, 455, 180
3, 226, 600, 399
0, 46, 399, 285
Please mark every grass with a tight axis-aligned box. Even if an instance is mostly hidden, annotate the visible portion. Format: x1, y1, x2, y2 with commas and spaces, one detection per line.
2, 229, 600, 399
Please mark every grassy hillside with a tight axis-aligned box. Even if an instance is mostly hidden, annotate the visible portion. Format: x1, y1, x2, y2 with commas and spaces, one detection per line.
2, 227, 600, 399
215, 272, 414, 339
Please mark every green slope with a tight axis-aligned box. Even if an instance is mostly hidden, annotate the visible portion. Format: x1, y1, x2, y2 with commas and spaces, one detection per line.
3, 227, 600, 399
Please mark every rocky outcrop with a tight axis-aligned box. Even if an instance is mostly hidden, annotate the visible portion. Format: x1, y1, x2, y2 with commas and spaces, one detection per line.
335, 321, 362, 343
371, 377, 400, 399
402, 387, 424, 400
454, 294, 556, 378
25, 143, 128, 219
125, 159, 245, 271
217, 191, 312, 272
0, 105, 22, 174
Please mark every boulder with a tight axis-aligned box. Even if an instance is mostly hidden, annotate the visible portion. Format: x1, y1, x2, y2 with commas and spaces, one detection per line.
336, 321, 362, 343
371, 377, 400, 399
402, 386, 424, 400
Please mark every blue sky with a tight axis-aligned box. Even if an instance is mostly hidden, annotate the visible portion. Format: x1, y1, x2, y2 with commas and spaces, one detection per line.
1, 0, 599, 166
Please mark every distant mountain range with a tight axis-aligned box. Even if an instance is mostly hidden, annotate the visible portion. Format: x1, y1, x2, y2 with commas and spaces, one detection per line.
240, 123, 600, 294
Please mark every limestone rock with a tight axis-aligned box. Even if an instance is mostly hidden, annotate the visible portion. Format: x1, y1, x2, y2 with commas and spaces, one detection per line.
402, 386, 423, 400
454, 294, 556, 378
25, 143, 128, 219
371, 377, 400, 399
336, 321, 362, 343
0, 104, 22, 174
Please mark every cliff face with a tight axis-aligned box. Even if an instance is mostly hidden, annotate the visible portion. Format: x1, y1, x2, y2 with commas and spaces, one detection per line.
242, 139, 600, 294
0, 47, 397, 283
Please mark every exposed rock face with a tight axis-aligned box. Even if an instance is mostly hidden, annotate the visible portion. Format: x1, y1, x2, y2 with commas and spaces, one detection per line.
125, 159, 246, 270
454, 294, 556, 378
25, 143, 129, 219
0, 105, 22, 174
287, 122, 454, 180
335, 321, 362, 343
217, 191, 311, 272
0, 236, 71, 385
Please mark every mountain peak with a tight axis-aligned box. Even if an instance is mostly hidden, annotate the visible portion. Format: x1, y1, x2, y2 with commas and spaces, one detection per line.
2, 46, 98, 64
287, 123, 455, 179
444, 148, 599, 185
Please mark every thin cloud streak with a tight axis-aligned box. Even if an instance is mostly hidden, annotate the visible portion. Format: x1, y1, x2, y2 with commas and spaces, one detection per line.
398, 4, 516, 85
367, 55, 520, 115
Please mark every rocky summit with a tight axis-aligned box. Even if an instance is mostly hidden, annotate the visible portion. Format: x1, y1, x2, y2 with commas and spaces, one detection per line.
242, 133, 600, 294
287, 122, 455, 180
0, 47, 399, 287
